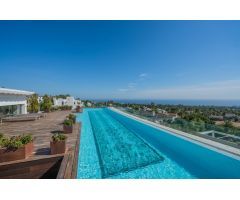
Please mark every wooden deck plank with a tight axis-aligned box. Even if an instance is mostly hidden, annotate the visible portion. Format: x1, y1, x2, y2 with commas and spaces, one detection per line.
0, 111, 81, 179
0, 111, 78, 157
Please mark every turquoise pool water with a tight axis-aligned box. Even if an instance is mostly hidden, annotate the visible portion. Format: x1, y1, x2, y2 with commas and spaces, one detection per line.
77, 108, 240, 179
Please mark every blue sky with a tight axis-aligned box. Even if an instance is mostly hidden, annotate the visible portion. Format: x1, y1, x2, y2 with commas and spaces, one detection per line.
1, 21, 240, 99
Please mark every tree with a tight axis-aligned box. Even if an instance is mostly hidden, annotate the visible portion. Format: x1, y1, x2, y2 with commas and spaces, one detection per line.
223, 121, 234, 128
41, 95, 52, 112
55, 94, 70, 99
28, 94, 39, 113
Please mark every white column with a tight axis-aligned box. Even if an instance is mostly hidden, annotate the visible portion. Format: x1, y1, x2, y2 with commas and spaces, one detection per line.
17, 105, 21, 115
21, 102, 27, 114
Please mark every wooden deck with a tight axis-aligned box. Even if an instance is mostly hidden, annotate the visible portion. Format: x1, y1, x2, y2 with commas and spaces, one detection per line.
0, 111, 78, 156
0, 111, 81, 179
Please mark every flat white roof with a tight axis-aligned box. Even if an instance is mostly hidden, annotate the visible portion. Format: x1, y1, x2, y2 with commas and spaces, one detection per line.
0, 88, 34, 96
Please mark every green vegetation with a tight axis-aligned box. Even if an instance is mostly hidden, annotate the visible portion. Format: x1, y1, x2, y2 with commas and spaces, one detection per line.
40, 95, 53, 112
55, 94, 70, 99
52, 133, 67, 142
0, 133, 4, 147
63, 119, 73, 126
58, 105, 72, 110
223, 121, 234, 128
0, 134, 33, 149
68, 114, 76, 124
117, 103, 240, 123
107, 102, 240, 138
20, 134, 33, 145
28, 94, 39, 113
49, 105, 72, 112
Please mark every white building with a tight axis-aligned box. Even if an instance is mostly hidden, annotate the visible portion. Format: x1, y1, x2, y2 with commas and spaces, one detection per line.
38, 96, 44, 104
0, 88, 34, 116
53, 96, 82, 110
157, 108, 167, 114
86, 102, 92, 107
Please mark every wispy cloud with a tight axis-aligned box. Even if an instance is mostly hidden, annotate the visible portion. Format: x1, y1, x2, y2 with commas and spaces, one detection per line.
117, 80, 240, 99
118, 73, 148, 93
139, 73, 147, 78
118, 83, 137, 92
128, 82, 137, 89
139, 73, 148, 81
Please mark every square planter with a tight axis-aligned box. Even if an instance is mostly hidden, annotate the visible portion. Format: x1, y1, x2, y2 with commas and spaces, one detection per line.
0, 142, 34, 163
63, 124, 73, 134
50, 141, 66, 155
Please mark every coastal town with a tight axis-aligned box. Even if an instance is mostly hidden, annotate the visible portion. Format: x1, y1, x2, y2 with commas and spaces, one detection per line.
87, 100, 240, 126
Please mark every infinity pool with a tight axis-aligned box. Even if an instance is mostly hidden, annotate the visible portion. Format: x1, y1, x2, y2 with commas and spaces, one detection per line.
77, 108, 240, 179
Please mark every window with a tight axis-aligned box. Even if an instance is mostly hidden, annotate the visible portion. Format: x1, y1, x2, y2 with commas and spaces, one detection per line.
0, 105, 18, 116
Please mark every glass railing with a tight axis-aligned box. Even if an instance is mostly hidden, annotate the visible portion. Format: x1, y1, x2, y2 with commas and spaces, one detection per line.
114, 107, 240, 148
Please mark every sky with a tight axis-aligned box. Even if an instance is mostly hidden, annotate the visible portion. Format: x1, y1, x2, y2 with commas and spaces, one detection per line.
1, 20, 240, 100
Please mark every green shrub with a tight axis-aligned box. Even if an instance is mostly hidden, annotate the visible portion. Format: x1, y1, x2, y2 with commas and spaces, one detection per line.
20, 134, 33, 145
58, 106, 72, 111
52, 133, 67, 142
28, 94, 39, 113
68, 114, 76, 124
4, 136, 24, 149
63, 119, 73, 126
50, 107, 59, 112
40, 95, 53, 112
0, 134, 33, 149
0, 133, 4, 148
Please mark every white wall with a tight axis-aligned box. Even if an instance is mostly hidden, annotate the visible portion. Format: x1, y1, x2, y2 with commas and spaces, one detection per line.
53, 97, 82, 110
0, 94, 28, 114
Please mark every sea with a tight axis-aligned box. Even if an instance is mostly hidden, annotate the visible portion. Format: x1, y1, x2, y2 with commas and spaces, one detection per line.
92, 99, 240, 107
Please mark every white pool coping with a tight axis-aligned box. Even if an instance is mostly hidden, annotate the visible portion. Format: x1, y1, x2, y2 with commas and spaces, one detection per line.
110, 107, 240, 159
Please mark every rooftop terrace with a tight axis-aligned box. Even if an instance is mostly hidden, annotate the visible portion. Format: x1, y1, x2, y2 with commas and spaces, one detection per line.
0, 111, 80, 179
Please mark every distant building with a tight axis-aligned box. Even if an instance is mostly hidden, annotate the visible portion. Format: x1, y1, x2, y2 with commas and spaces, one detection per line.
53, 96, 82, 110
209, 115, 224, 121
157, 108, 167, 114
86, 102, 92, 107
224, 113, 237, 119
166, 113, 178, 121
0, 88, 34, 116
38, 96, 43, 103
143, 106, 152, 112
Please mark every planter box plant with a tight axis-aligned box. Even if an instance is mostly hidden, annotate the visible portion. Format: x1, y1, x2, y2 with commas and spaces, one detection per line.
50, 133, 67, 155
0, 134, 34, 163
63, 119, 73, 134
68, 114, 76, 124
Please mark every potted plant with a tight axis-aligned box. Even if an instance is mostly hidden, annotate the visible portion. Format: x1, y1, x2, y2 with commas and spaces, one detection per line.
63, 119, 73, 133
50, 133, 67, 155
68, 114, 76, 124
0, 134, 34, 163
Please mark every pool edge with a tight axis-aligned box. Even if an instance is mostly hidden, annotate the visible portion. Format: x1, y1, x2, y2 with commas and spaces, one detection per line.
109, 107, 240, 160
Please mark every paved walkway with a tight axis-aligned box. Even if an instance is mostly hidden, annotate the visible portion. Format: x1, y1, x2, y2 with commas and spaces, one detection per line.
0, 111, 79, 156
